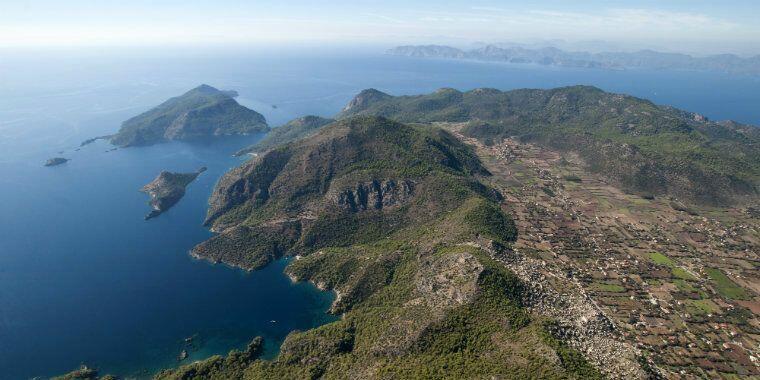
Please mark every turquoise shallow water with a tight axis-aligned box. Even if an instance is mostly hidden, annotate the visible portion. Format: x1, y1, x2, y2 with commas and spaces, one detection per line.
0, 47, 759, 379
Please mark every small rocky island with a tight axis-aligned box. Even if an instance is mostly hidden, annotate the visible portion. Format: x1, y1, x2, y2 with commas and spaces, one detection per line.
44, 157, 69, 167
140, 167, 206, 220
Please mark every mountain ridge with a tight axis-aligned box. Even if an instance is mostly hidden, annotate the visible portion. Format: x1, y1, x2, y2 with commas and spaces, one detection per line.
339, 85, 760, 206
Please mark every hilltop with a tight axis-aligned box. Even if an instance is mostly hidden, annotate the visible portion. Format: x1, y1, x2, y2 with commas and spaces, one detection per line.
44, 157, 69, 167
339, 86, 760, 205
110, 85, 269, 147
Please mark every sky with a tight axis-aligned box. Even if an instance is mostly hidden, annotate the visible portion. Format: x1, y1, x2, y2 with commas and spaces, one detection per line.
2, 0, 760, 54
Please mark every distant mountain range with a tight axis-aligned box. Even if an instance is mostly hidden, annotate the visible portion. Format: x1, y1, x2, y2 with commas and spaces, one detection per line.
388, 45, 760, 75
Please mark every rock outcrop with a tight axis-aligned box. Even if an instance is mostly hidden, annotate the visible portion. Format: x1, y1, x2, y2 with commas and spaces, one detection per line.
331, 179, 414, 212
388, 44, 760, 76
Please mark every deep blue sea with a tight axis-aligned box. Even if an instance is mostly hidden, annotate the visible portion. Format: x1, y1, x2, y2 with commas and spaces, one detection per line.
1, 46, 759, 379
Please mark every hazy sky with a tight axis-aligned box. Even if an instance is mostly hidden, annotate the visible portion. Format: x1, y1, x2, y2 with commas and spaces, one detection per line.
2, 0, 759, 54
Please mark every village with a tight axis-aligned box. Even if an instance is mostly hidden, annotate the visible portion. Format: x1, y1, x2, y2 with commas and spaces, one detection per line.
447, 125, 760, 379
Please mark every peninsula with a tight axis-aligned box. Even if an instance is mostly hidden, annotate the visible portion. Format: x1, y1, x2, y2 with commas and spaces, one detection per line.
57, 86, 759, 379
141, 167, 206, 220
110, 85, 269, 147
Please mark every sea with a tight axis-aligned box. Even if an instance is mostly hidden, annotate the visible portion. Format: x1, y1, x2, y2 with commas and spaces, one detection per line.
0, 45, 758, 379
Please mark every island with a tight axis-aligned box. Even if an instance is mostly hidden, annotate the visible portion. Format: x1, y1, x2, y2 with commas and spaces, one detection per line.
140, 167, 206, 220
109, 84, 269, 147
44, 157, 69, 167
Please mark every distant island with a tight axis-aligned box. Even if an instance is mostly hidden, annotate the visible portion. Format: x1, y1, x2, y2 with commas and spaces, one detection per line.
388, 45, 760, 75
109, 85, 269, 147
141, 167, 206, 220
44, 157, 69, 167
233, 115, 334, 156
